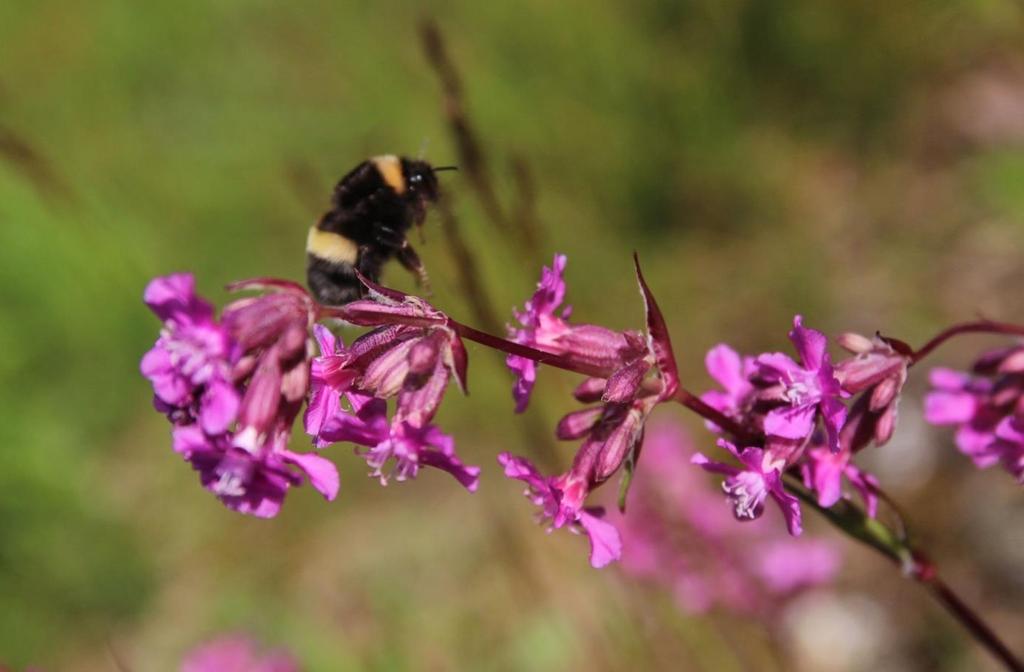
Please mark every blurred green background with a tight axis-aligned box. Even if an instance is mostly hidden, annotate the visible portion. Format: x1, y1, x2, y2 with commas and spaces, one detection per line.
1, 1, 1023, 670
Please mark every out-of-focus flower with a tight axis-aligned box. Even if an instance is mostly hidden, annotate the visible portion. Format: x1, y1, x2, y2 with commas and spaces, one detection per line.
498, 452, 621, 568
692, 439, 802, 536
925, 346, 1024, 482
618, 421, 840, 615
142, 276, 339, 517
141, 274, 239, 434
756, 316, 847, 452
181, 633, 299, 672
506, 254, 647, 412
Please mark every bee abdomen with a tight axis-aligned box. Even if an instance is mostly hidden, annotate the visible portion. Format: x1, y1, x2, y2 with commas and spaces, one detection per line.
306, 226, 364, 305
307, 254, 363, 305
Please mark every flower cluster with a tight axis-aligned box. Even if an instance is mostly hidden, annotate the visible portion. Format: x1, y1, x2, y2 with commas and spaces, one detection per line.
618, 421, 840, 615
305, 318, 479, 491
498, 256, 680, 567
141, 253, 1019, 572
141, 275, 338, 517
696, 322, 904, 529
925, 343, 1024, 482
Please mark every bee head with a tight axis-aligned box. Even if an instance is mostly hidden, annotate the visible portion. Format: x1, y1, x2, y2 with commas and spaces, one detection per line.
403, 159, 460, 203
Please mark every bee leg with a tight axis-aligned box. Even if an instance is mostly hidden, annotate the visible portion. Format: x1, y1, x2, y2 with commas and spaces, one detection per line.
376, 224, 407, 249
397, 241, 431, 296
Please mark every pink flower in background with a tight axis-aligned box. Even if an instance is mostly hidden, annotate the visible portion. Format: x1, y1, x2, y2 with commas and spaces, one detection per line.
692, 439, 803, 536
924, 357, 1024, 482
498, 452, 622, 568
617, 420, 840, 615
757, 316, 847, 451
182, 634, 299, 672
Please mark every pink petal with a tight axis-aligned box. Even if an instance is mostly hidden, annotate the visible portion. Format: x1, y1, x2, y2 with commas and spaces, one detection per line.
764, 403, 817, 440
200, 378, 240, 435
705, 344, 745, 393
282, 450, 340, 501
578, 509, 623, 568
789, 315, 828, 370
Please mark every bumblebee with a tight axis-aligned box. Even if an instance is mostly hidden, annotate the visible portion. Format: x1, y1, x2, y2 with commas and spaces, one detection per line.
306, 155, 455, 305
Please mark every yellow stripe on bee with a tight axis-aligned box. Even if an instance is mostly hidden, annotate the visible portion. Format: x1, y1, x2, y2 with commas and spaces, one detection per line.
371, 154, 406, 194
307, 226, 359, 264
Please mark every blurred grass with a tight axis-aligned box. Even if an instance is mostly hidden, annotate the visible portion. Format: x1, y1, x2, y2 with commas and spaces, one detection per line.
1, 0, 1023, 669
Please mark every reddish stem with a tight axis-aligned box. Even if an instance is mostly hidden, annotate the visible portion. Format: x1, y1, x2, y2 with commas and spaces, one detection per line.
449, 320, 612, 379
925, 574, 1024, 672
669, 387, 757, 444
910, 320, 1024, 365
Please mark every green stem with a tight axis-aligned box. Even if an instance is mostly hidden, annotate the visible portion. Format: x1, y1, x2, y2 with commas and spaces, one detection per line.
782, 475, 1023, 672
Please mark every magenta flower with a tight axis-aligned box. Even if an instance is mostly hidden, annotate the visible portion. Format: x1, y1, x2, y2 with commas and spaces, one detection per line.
925, 368, 1003, 466
756, 316, 847, 451
834, 332, 910, 451
498, 452, 621, 568
181, 634, 299, 672
303, 324, 356, 440
617, 420, 839, 616
142, 276, 339, 517
993, 417, 1024, 483
506, 254, 647, 412
141, 274, 239, 434
329, 277, 467, 429
692, 439, 802, 536
314, 382, 479, 491
362, 420, 480, 491
700, 344, 757, 432
542, 255, 680, 513
800, 443, 879, 516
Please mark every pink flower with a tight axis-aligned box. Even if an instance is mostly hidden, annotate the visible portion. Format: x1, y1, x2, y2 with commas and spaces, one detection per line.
617, 421, 840, 616
330, 277, 467, 429
692, 439, 802, 536
303, 325, 358, 441
142, 276, 339, 517
141, 274, 239, 434
506, 254, 647, 412
924, 361, 1024, 481
498, 452, 622, 568
700, 344, 757, 432
800, 442, 880, 516
315, 390, 479, 491
181, 634, 299, 672
756, 316, 847, 451
834, 332, 910, 451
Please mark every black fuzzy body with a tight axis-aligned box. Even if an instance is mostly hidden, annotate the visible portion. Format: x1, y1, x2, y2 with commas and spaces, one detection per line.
306, 156, 439, 305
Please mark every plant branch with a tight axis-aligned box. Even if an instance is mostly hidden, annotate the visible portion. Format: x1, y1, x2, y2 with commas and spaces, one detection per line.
910, 320, 1024, 365
782, 475, 1022, 672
